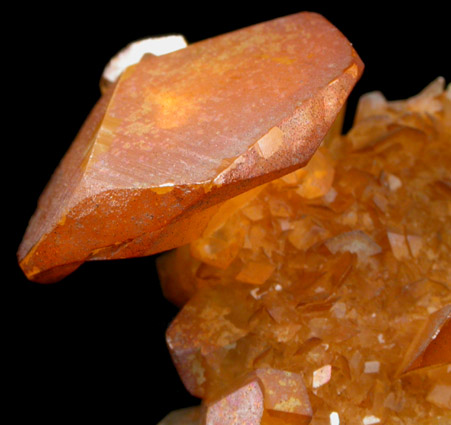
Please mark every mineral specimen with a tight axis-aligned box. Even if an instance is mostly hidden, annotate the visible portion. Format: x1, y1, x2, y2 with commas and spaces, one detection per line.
18, 12, 363, 283
159, 78, 451, 424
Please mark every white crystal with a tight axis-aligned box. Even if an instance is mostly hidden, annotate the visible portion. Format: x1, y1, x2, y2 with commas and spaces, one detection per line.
363, 416, 380, 425
387, 174, 402, 191
313, 364, 332, 388
323, 187, 337, 203
250, 288, 267, 300
330, 412, 340, 425
102, 35, 188, 83
331, 302, 347, 318
364, 361, 380, 374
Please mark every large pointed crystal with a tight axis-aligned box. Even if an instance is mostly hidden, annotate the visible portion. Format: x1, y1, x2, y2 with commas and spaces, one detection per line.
18, 12, 363, 282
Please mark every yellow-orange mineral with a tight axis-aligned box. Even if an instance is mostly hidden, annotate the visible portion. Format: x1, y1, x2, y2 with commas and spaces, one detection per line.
202, 368, 312, 425
160, 78, 451, 424
17, 12, 363, 283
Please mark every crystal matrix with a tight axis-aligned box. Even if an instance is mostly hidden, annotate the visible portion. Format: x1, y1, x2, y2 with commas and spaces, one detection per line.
159, 79, 451, 424
18, 12, 363, 283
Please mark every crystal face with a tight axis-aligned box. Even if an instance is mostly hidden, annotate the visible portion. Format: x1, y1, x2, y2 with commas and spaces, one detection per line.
159, 78, 451, 424
17, 12, 363, 283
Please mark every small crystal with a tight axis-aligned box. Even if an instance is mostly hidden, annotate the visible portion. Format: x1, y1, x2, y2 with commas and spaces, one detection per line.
325, 230, 381, 260
313, 365, 332, 388
323, 187, 338, 203
235, 262, 275, 285
289, 218, 329, 251
295, 150, 335, 199
406, 76, 445, 114
205, 380, 264, 425
384, 392, 404, 413
331, 302, 347, 319
387, 231, 410, 261
406, 234, 423, 258
397, 304, 451, 375
386, 173, 402, 191
364, 361, 380, 374
255, 368, 312, 418
329, 412, 340, 425
354, 91, 387, 124
204, 368, 312, 425
101, 35, 188, 88
362, 415, 380, 425
426, 385, 451, 410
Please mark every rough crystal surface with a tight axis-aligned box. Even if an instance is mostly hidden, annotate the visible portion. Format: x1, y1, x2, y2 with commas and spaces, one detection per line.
18, 12, 363, 283
205, 379, 264, 425
160, 79, 451, 424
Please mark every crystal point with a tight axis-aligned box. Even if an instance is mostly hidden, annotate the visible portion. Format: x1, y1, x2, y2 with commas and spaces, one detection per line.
18, 12, 363, 282
397, 304, 451, 375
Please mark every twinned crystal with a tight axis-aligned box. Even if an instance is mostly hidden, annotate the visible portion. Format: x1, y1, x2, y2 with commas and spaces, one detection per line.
159, 79, 451, 424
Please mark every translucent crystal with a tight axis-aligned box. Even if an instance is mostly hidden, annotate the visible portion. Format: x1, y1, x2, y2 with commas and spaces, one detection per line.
160, 79, 451, 424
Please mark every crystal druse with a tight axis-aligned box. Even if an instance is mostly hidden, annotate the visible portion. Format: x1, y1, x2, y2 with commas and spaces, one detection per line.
158, 78, 451, 424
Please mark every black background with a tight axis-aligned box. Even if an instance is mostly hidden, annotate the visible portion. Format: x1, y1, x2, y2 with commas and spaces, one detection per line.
8, 3, 449, 422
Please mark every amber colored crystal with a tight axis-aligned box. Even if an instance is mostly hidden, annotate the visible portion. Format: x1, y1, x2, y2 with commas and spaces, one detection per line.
160, 78, 451, 424
203, 368, 312, 425
17, 12, 363, 283
205, 378, 264, 425
397, 305, 451, 375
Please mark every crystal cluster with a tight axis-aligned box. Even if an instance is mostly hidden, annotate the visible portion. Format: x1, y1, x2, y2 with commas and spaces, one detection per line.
158, 78, 451, 424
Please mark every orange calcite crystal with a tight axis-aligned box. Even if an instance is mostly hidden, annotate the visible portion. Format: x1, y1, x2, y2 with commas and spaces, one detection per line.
203, 368, 312, 425
159, 78, 451, 424
397, 305, 451, 375
205, 379, 264, 425
18, 12, 363, 283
